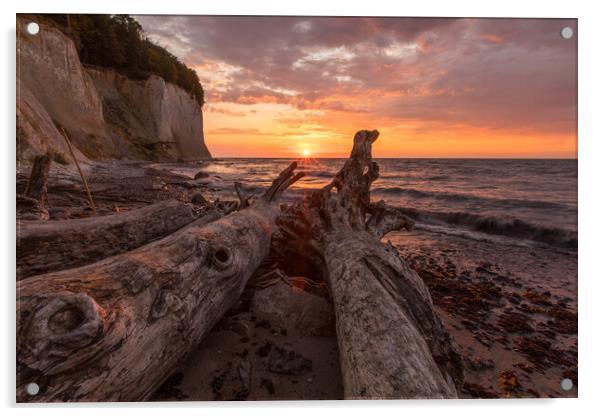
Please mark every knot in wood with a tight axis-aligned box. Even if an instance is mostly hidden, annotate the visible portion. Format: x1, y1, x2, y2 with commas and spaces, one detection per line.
149, 287, 183, 321
22, 293, 105, 364
210, 245, 234, 271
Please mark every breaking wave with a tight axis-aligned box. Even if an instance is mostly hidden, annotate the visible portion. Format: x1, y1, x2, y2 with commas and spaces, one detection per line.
372, 187, 568, 210
398, 207, 577, 250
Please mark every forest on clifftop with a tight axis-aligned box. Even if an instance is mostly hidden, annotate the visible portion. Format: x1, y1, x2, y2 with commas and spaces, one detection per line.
41, 14, 205, 107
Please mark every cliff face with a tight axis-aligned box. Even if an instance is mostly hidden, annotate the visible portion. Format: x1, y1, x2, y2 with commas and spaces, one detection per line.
16, 17, 211, 163
17, 18, 109, 162
87, 68, 211, 161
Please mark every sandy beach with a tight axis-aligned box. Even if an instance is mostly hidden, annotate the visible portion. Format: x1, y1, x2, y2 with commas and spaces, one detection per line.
17, 158, 576, 400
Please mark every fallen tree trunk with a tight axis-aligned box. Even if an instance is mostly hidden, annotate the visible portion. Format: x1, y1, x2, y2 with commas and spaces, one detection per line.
17, 199, 203, 280
274, 131, 464, 399
16, 163, 303, 402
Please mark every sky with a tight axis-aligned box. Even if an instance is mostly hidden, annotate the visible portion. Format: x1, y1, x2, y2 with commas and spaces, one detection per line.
135, 16, 577, 158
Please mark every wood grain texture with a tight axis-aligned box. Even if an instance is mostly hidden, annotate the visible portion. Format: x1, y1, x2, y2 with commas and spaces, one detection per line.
17, 199, 199, 280
24, 154, 51, 205
16, 163, 303, 402
273, 131, 464, 399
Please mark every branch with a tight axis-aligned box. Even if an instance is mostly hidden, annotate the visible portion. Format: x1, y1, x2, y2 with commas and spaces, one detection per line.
366, 201, 415, 239
234, 182, 252, 209
262, 162, 304, 202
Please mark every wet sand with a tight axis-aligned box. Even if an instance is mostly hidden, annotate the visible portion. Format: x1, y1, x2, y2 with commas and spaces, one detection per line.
389, 229, 577, 398
17, 159, 578, 400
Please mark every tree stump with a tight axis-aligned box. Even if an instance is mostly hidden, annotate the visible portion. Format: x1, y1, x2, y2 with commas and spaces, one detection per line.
18, 155, 52, 220
273, 130, 464, 399
24, 154, 51, 205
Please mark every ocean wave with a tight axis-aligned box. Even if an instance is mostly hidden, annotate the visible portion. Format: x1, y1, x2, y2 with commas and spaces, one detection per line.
305, 170, 337, 178
398, 207, 577, 250
372, 186, 567, 210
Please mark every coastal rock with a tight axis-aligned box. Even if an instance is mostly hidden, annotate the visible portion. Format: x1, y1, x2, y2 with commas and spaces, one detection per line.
87, 67, 211, 161
17, 18, 100, 161
250, 281, 336, 337
267, 347, 312, 376
17, 17, 211, 163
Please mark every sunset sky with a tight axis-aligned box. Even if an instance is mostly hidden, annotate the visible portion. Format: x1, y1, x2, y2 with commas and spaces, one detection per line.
135, 16, 577, 158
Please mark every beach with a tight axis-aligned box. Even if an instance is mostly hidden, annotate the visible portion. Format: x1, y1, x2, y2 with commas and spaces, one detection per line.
17, 157, 577, 400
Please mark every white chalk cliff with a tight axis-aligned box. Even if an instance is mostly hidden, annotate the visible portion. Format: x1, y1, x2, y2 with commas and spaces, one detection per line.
17, 17, 211, 163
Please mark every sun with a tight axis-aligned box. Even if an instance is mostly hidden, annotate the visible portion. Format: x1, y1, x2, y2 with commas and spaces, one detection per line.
302, 149, 311, 157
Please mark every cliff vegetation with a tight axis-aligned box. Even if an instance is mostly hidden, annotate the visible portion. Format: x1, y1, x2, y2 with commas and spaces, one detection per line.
42, 14, 205, 107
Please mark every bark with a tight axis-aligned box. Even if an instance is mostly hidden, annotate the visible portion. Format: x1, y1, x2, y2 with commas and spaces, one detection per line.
17, 199, 206, 280
16, 163, 303, 402
17, 155, 52, 220
24, 154, 51, 205
273, 130, 464, 399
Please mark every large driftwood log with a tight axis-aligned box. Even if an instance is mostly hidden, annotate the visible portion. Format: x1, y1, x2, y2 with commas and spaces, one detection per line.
274, 131, 464, 399
17, 199, 205, 280
16, 163, 303, 402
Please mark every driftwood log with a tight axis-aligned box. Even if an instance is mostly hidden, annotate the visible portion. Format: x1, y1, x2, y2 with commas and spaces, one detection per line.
16, 163, 303, 402
274, 130, 464, 399
16, 199, 217, 280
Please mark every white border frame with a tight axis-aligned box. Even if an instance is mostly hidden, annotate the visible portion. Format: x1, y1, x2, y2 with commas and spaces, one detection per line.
2, 1, 601, 415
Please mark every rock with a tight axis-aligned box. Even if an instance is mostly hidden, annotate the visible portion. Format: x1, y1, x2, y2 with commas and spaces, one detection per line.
235, 357, 251, 400
17, 18, 102, 161
89, 68, 212, 161
226, 321, 249, 338
17, 16, 211, 162
191, 192, 208, 205
194, 171, 210, 180
250, 281, 335, 337
267, 347, 312, 376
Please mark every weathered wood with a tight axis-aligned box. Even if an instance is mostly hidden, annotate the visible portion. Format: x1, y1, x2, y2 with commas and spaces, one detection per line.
16, 194, 50, 221
273, 131, 463, 399
234, 182, 252, 209
17, 199, 203, 280
60, 127, 96, 213
24, 154, 51, 205
16, 163, 303, 402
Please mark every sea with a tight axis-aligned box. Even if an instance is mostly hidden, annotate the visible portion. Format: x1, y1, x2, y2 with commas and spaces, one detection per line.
186, 158, 577, 251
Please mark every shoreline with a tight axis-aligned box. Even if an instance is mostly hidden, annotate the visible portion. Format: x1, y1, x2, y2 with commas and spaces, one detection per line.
16, 159, 577, 400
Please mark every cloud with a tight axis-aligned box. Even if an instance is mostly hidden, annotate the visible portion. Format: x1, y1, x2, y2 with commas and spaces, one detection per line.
136, 15, 577, 141
207, 127, 280, 137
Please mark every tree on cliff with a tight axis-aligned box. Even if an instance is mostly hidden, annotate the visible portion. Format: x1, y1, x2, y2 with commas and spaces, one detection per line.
43, 14, 205, 107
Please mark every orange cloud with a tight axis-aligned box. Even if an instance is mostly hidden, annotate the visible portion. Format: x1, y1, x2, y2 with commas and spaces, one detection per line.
137, 16, 577, 159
